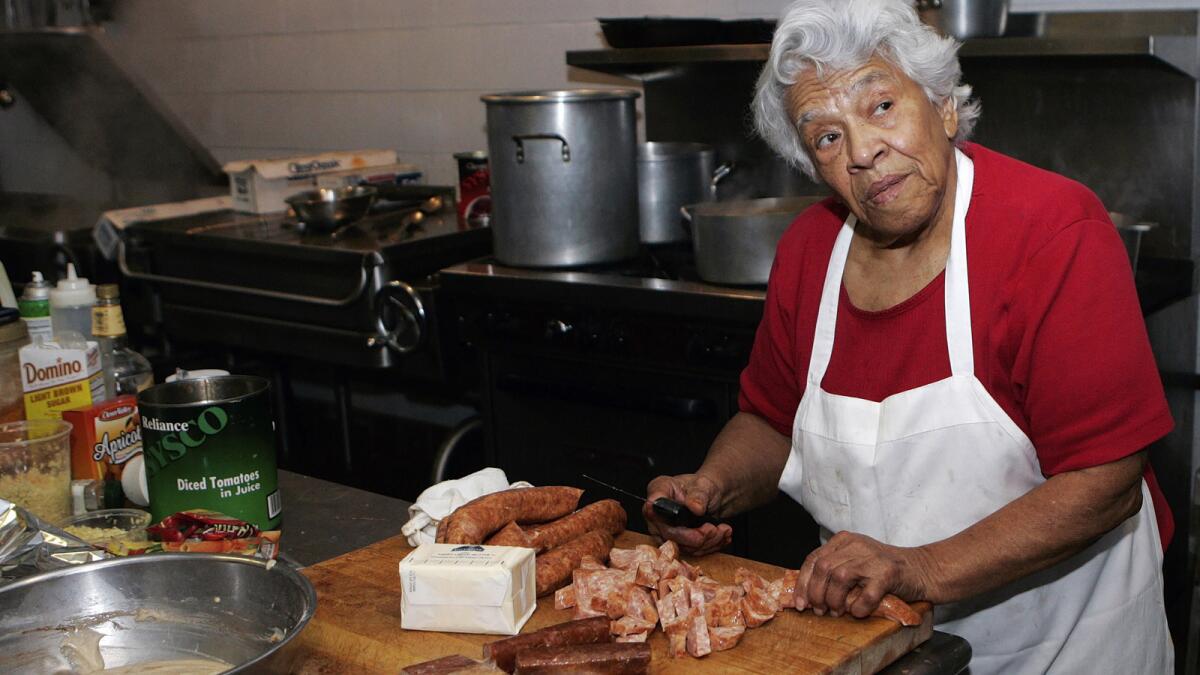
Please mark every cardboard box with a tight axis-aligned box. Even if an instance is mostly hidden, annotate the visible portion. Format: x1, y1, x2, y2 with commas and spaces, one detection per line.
400, 544, 536, 635
223, 149, 422, 214
62, 395, 141, 483
20, 340, 103, 420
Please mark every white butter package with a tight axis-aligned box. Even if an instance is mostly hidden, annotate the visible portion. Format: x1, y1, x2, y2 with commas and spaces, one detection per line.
399, 544, 536, 635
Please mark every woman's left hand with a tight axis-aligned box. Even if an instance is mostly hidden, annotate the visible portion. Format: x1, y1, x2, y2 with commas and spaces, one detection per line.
795, 530, 940, 618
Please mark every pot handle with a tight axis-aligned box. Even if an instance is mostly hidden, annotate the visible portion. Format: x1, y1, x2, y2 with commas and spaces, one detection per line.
710, 161, 734, 196
513, 133, 570, 163
679, 205, 693, 236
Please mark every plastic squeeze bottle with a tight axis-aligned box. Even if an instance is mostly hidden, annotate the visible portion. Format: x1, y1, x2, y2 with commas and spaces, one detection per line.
49, 264, 95, 341
18, 271, 53, 343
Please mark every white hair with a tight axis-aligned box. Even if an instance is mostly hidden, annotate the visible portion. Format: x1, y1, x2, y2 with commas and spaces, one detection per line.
753, 0, 979, 182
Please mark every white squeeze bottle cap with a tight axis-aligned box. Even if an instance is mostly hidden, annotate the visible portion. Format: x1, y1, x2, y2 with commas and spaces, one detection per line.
49, 263, 95, 308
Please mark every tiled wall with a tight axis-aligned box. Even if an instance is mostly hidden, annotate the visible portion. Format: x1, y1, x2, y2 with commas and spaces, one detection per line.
94, 0, 791, 187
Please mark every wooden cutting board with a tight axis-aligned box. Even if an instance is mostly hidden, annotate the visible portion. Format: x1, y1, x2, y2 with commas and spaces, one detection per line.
265, 532, 932, 674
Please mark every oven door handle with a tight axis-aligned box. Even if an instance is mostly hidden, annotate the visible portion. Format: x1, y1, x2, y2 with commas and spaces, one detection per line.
497, 374, 717, 420
117, 239, 370, 307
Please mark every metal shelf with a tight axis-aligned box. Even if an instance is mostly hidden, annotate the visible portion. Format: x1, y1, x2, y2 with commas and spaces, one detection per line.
567, 34, 1199, 80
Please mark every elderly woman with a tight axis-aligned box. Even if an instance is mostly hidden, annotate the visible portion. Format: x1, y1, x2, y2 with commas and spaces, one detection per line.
643, 0, 1173, 672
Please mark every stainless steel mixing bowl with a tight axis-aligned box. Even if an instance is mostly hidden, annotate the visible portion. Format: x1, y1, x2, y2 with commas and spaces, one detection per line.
285, 184, 378, 231
0, 554, 317, 674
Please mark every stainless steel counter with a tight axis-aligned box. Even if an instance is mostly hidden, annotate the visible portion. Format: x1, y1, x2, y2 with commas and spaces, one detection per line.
277, 469, 412, 567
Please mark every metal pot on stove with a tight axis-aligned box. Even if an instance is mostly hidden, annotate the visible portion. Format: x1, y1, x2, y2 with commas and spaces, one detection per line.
637, 142, 732, 245
482, 89, 641, 267
683, 196, 825, 286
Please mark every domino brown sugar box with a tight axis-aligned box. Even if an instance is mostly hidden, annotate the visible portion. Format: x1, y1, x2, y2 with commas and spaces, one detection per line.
137, 376, 282, 530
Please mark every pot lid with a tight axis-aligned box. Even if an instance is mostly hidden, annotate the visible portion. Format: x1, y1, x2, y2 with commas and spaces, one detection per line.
481, 89, 641, 104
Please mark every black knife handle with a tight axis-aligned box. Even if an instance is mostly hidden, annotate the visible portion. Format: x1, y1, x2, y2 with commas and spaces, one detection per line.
652, 497, 719, 529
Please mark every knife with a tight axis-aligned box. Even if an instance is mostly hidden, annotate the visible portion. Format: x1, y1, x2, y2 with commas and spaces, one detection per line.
582, 474, 718, 529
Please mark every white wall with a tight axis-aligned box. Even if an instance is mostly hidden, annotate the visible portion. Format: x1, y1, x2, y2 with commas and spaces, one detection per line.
98, 0, 792, 186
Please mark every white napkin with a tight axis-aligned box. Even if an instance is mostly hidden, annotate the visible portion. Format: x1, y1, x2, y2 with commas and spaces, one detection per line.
401, 468, 532, 546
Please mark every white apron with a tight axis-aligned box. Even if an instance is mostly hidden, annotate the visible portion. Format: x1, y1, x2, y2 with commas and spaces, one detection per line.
777, 149, 1172, 674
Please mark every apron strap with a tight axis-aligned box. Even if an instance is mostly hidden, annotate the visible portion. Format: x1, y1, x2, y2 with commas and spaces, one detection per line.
945, 148, 975, 377
807, 217, 855, 385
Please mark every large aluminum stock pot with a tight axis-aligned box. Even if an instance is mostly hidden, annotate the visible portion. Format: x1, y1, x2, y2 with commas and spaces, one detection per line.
482, 89, 641, 267
684, 196, 825, 286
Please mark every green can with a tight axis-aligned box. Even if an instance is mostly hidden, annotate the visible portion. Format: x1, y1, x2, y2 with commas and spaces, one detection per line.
138, 376, 281, 529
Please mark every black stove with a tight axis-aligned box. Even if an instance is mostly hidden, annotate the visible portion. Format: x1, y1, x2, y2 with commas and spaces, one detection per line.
121, 186, 490, 371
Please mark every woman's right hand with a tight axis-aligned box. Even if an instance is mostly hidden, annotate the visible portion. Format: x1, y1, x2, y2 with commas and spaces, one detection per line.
644, 473, 733, 556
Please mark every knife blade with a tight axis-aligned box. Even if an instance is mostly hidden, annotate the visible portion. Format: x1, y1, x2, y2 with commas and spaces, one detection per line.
581, 474, 717, 529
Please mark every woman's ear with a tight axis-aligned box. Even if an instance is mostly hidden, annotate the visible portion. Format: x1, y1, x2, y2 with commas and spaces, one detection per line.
941, 97, 958, 139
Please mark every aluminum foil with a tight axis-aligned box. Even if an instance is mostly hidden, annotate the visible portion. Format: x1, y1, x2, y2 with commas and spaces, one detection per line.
0, 499, 107, 586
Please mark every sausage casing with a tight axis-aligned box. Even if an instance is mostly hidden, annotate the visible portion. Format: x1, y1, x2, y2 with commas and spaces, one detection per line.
527, 500, 626, 552
535, 530, 613, 597
482, 616, 611, 673
439, 487, 584, 545
513, 642, 651, 675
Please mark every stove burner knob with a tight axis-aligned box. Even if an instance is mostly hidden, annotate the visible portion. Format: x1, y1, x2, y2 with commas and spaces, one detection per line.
368, 280, 426, 353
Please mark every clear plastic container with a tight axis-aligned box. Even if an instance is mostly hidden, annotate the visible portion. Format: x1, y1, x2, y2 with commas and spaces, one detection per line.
0, 420, 73, 523
0, 308, 29, 423
58, 507, 151, 548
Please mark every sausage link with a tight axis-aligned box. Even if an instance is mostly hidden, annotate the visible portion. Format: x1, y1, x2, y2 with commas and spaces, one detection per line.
535, 530, 613, 597
485, 521, 533, 548
482, 616, 611, 673
513, 642, 651, 675
439, 487, 583, 545
527, 500, 626, 552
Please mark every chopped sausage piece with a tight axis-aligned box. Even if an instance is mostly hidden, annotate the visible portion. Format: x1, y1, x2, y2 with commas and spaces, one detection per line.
439, 487, 584, 544
704, 587, 745, 628
662, 616, 690, 659
605, 586, 630, 620
554, 584, 576, 610
513, 642, 651, 675
626, 587, 658, 626
611, 615, 656, 639
535, 530, 613, 597
655, 588, 679, 627
609, 546, 656, 571
658, 539, 679, 561
485, 521, 533, 548
614, 631, 650, 644
873, 594, 923, 627
684, 607, 712, 658
740, 583, 779, 629
526, 500, 627, 552
633, 561, 657, 588
777, 568, 800, 609
579, 555, 606, 571
402, 654, 495, 674
708, 625, 746, 652
572, 568, 628, 619
482, 617, 612, 674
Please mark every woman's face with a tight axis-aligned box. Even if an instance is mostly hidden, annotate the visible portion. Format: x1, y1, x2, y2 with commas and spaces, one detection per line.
787, 57, 958, 242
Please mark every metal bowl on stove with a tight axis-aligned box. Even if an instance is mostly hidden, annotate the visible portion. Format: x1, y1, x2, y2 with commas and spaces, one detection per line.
0, 554, 317, 674
286, 185, 378, 231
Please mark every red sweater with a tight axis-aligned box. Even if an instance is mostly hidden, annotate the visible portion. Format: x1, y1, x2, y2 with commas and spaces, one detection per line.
739, 142, 1174, 548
